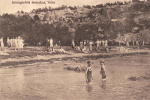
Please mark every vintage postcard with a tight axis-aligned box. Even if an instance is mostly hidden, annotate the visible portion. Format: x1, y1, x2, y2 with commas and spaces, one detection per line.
0, 0, 150, 100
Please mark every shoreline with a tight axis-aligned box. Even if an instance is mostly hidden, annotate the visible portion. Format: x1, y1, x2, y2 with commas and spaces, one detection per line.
0, 49, 149, 68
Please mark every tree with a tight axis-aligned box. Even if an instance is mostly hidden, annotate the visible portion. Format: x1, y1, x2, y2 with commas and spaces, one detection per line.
75, 24, 97, 45
131, 34, 137, 46
115, 33, 124, 46
139, 29, 150, 45
55, 25, 70, 45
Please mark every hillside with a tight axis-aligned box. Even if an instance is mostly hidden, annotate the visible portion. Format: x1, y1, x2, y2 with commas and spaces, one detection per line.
1, 1, 150, 46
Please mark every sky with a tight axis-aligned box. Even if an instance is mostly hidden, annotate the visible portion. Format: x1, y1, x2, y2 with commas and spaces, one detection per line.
0, 0, 131, 15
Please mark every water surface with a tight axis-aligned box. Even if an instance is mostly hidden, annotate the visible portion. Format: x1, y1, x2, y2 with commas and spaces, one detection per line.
0, 55, 150, 100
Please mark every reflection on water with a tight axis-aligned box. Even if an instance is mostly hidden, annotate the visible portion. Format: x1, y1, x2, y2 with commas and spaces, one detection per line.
86, 80, 106, 92
86, 83, 93, 92
101, 80, 107, 89
0, 55, 150, 100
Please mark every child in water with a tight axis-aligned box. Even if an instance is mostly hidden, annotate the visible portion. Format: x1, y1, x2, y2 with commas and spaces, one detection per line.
85, 60, 93, 83
100, 60, 106, 80
100, 60, 106, 87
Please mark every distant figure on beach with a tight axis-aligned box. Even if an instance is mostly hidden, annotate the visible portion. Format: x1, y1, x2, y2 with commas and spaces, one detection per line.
10, 38, 13, 47
89, 40, 93, 51
50, 38, 54, 51
136, 40, 139, 46
46, 38, 50, 52
100, 60, 106, 88
14, 37, 18, 50
0, 37, 4, 47
7, 37, 11, 47
13, 38, 15, 47
102, 40, 105, 46
104, 40, 108, 47
80, 41, 83, 51
96, 39, 100, 48
18, 36, 24, 49
71, 39, 75, 48
85, 60, 93, 83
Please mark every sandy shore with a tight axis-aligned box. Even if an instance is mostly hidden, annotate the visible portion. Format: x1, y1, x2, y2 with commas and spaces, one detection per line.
0, 46, 150, 68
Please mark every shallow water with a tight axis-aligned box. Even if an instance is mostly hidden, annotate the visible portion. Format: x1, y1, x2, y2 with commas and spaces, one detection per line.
0, 55, 150, 100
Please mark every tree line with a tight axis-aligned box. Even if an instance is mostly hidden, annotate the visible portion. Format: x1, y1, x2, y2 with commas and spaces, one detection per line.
1, 1, 150, 46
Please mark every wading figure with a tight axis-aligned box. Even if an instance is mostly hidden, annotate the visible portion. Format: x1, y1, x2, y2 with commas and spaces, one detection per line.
85, 60, 93, 83
100, 60, 106, 88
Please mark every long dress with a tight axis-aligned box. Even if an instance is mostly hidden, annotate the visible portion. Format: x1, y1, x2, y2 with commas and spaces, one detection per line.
96, 40, 100, 47
18, 38, 23, 49
50, 38, 53, 47
15, 38, 18, 50
50, 38, 54, 51
89, 41, 93, 51
0, 38, 4, 47
7, 38, 11, 47
105, 40, 108, 47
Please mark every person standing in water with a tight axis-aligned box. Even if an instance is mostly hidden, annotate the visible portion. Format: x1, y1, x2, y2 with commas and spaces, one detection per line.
85, 60, 93, 83
100, 60, 106, 88
100, 60, 106, 79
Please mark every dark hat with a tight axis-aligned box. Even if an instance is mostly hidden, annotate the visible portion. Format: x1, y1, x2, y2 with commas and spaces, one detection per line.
87, 60, 92, 64
100, 60, 104, 63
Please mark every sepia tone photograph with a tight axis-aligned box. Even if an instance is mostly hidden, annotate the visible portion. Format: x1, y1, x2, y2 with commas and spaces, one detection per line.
0, 0, 150, 100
